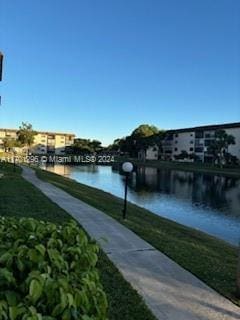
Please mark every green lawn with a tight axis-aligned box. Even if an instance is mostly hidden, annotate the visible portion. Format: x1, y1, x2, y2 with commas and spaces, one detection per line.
35, 167, 240, 306
0, 162, 69, 223
0, 163, 156, 320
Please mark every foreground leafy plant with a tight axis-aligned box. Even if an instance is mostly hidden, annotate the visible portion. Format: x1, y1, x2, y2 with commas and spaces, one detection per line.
0, 217, 108, 320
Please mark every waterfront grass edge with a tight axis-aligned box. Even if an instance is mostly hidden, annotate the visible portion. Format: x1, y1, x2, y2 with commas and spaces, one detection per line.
115, 158, 240, 178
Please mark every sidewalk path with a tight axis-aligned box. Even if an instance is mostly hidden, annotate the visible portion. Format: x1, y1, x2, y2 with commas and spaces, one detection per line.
21, 166, 240, 320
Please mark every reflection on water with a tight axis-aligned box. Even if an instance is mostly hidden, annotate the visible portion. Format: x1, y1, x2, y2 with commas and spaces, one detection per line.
43, 164, 240, 245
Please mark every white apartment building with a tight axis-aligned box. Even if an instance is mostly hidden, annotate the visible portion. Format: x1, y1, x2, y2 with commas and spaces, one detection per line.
0, 129, 75, 154
139, 122, 240, 162
162, 122, 240, 162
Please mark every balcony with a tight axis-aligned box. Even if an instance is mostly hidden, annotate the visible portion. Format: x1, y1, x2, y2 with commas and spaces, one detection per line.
204, 132, 215, 139
195, 147, 204, 153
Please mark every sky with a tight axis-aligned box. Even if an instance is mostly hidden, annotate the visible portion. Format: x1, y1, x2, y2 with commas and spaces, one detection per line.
0, 0, 240, 146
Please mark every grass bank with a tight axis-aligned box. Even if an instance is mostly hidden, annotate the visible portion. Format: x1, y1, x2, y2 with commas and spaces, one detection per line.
115, 157, 240, 178
0, 163, 156, 320
35, 167, 240, 306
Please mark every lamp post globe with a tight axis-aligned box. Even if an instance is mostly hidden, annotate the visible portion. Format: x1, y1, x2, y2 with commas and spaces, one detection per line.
122, 161, 134, 173
122, 162, 133, 219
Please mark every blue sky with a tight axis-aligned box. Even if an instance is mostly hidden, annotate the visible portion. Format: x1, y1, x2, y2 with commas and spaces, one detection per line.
0, 0, 240, 145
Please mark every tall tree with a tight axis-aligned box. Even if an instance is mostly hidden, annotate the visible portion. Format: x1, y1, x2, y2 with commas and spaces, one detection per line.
108, 125, 165, 157
17, 122, 37, 154
208, 129, 235, 166
131, 124, 159, 138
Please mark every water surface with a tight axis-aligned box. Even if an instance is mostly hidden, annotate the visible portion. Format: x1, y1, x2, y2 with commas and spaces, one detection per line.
43, 164, 240, 245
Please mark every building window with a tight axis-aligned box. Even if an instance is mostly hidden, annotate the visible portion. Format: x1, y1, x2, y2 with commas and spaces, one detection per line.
174, 148, 178, 151
205, 132, 215, 139
175, 140, 178, 144
190, 133, 193, 136
190, 140, 194, 144
175, 134, 178, 137
195, 131, 204, 138
189, 147, 193, 151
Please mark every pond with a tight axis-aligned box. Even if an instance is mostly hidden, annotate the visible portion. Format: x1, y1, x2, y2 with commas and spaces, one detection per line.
43, 164, 240, 245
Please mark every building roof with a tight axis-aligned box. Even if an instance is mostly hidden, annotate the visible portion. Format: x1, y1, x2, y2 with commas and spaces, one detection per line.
0, 128, 75, 137
166, 122, 240, 134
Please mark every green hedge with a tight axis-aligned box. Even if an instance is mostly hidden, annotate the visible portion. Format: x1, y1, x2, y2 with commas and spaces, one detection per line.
0, 217, 108, 320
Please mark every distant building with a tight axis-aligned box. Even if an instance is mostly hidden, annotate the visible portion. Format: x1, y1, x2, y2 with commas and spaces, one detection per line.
161, 122, 240, 162
0, 128, 75, 154
138, 122, 240, 163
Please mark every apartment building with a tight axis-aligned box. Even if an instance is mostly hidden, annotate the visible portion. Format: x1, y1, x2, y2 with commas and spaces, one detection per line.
0, 128, 75, 154
139, 122, 240, 162
162, 122, 240, 162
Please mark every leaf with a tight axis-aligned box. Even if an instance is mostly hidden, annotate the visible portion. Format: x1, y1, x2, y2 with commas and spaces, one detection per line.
0, 251, 11, 264
5, 291, 18, 306
0, 268, 16, 285
51, 304, 65, 317
59, 288, 68, 309
28, 249, 42, 263
62, 309, 71, 320
29, 279, 43, 303
67, 293, 74, 307
35, 244, 46, 256
9, 305, 26, 320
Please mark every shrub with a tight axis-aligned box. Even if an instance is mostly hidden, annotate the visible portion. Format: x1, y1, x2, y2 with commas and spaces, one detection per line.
0, 217, 108, 320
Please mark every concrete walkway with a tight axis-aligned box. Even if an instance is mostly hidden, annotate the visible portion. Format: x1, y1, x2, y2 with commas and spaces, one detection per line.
21, 166, 240, 320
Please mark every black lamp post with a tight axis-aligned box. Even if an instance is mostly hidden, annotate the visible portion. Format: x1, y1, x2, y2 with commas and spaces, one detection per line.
0, 51, 3, 105
12, 148, 17, 172
0, 52, 3, 82
122, 161, 133, 219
